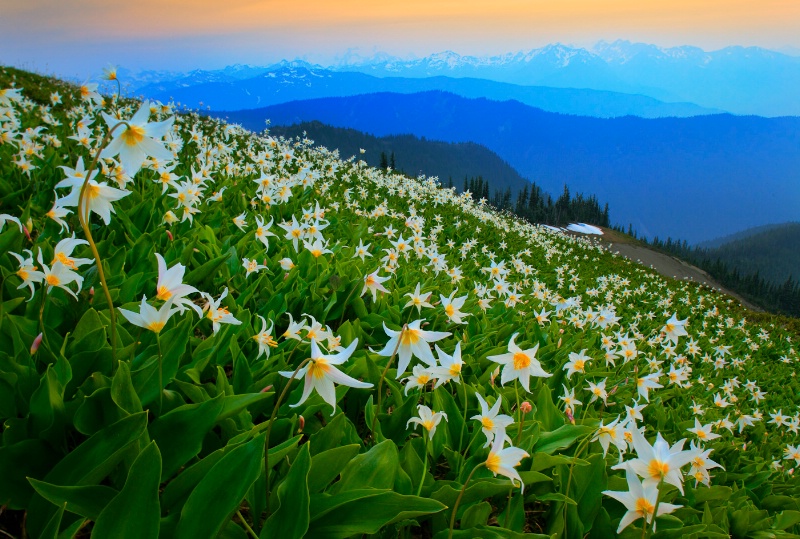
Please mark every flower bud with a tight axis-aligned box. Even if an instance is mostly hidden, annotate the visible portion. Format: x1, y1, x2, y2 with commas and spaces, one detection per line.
520, 401, 532, 414
22, 225, 32, 242
565, 407, 575, 425
298, 415, 305, 432
166, 230, 173, 241
30, 332, 43, 355
260, 385, 273, 393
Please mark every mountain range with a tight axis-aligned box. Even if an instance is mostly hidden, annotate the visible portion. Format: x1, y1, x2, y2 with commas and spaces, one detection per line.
213, 91, 800, 244
129, 40, 800, 116
137, 63, 717, 119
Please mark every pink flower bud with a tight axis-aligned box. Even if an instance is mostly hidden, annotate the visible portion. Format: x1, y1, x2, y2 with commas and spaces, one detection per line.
22, 225, 32, 242
260, 385, 273, 393
166, 230, 174, 241
30, 333, 43, 355
520, 401, 532, 414
89, 287, 95, 303
565, 407, 575, 425
298, 415, 305, 432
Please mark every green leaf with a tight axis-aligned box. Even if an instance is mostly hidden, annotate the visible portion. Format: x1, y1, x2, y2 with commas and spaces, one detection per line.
533, 424, 592, 455
40, 502, 66, 539
149, 396, 225, 480
460, 501, 492, 529
91, 441, 162, 538
218, 392, 275, 423
435, 525, 550, 539
110, 361, 142, 415
332, 440, 398, 492
262, 443, 311, 539
26, 413, 148, 539
28, 480, 117, 521
307, 490, 446, 539
307, 444, 361, 493
0, 439, 58, 509
177, 435, 265, 539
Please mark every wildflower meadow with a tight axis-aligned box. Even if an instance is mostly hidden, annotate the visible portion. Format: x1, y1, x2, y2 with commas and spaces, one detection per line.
1, 66, 800, 538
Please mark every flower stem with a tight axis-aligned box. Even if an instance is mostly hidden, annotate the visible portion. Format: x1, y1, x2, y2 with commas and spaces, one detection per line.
336, 282, 359, 327
458, 377, 468, 451
156, 332, 164, 413
416, 434, 428, 496
77, 121, 128, 371
563, 433, 592, 530
514, 381, 525, 446
371, 324, 406, 436
236, 509, 258, 539
448, 463, 485, 539
645, 479, 665, 538
264, 355, 311, 516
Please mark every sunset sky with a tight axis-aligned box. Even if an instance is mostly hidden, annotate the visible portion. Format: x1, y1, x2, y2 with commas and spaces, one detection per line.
3, 0, 799, 76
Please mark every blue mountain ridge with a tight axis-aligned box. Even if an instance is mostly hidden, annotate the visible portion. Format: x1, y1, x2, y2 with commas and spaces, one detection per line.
213, 91, 800, 244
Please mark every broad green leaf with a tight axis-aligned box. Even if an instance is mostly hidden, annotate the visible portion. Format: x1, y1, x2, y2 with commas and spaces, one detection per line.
332, 439, 398, 492
177, 435, 265, 539
26, 413, 148, 539
307, 444, 361, 493
149, 396, 225, 480
91, 441, 162, 538
262, 443, 311, 539
28, 480, 117, 521
533, 424, 592, 455
307, 489, 446, 539
110, 361, 142, 415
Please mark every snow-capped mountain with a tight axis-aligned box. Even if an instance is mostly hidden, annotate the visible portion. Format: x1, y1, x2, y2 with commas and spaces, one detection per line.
127, 40, 800, 116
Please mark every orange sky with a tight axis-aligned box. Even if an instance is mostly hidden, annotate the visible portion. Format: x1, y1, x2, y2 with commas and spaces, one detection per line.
2, 0, 799, 73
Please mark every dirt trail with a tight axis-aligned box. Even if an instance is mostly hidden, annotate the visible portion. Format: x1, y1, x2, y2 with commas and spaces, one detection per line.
575, 228, 763, 312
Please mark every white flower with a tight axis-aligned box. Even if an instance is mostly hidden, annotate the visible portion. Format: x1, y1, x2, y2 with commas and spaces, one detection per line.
407, 404, 447, 440
155, 253, 201, 317
486, 435, 528, 492
376, 319, 450, 378
471, 392, 513, 448
101, 101, 174, 176
603, 464, 681, 533
253, 315, 278, 360
280, 339, 372, 415
201, 288, 241, 334
119, 295, 179, 333
487, 333, 551, 392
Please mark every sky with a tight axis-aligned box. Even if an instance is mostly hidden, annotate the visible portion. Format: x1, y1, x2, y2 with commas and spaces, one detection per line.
2, 0, 800, 76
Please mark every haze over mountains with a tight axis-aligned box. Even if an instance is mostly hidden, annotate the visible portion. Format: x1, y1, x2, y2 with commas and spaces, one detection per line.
131, 40, 800, 117
127, 39, 800, 245
217, 91, 800, 244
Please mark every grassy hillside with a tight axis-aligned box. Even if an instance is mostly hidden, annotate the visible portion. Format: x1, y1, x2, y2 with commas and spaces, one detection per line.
1, 66, 800, 539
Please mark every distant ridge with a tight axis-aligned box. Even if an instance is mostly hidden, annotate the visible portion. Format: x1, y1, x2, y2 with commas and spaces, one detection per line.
269, 120, 532, 195
213, 91, 800, 244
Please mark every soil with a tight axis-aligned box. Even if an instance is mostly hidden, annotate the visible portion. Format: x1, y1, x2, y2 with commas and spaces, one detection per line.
571, 227, 763, 312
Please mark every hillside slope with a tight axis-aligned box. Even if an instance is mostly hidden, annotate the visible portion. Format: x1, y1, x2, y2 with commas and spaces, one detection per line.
218, 91, 800, 244
2, 66, 800, 539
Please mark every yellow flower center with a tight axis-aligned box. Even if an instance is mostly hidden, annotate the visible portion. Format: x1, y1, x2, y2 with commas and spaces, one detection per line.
449, 363, 462, 376
445, 304, 455, 316
311, 249, 322, 258
46, 274, 60, 286
635, 497, 655, 517
86, 183, 102, 200
18, 269, 29, 280
574, 359, 585, 371
647, 460, 669, 481
417, 374, 430, 385
513, 352, 530, 370
122, 125, 145, 146
147, 321, 165, 333
156, 285, 172, 300
400, 329, 420, 346
421, 419, 436, 431
486, 452, 501, 473
481, 417, 494, 430
308, 359, 330, 379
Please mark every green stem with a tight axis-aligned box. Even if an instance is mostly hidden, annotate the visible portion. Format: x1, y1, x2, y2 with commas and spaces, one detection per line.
264, 356, 312, 516
514, 381, 524, 446
156, 332, 164, 413
37, 289, 53, 356
236, 509, 258, 539
503, 487, 514, 528
416, 434, 428, 497
645, 479, 665, 538
336, 282, 358, 327
448, 463, 485, 539
458, 377, 468, 451
562, 433, 592, 533
77, 121, 128, 371
371, 324, 406, 436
